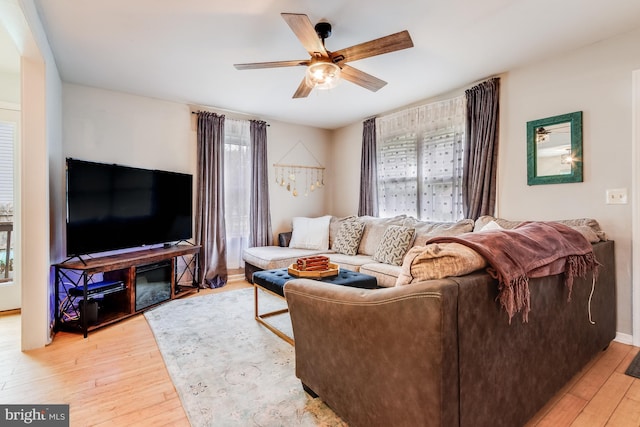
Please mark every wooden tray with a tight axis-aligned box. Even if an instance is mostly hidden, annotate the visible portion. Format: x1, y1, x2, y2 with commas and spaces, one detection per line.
288, 262, 339, 278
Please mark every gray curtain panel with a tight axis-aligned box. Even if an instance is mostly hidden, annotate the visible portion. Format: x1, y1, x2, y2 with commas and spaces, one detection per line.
463, 78, 500, 220
196, 112, 228, 288
249, 120, 272, 247
358, 117, 379, 217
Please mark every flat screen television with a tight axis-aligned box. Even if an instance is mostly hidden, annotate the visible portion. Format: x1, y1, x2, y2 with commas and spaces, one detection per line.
66, 158, 193, 256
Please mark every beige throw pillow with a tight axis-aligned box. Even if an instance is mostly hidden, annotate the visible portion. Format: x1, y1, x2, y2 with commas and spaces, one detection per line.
396, 243, 487, 286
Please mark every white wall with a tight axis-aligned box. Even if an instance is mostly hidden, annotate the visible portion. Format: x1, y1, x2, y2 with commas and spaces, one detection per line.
63, 84, 194, 174
331, 28, 640, 337
0, 70, 20, 104
62, 84, 332, 247
500, 27, 640, 336
331, 123, 362, 217
265, 121, 331, 241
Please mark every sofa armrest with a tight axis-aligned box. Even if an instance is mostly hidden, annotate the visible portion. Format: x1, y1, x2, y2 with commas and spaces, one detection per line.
284, 278, 460, 427
278, 231, 292, 247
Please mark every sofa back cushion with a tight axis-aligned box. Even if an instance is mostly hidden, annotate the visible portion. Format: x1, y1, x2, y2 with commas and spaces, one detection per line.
473, 215, 522, 231
473, 215, 607, 243
403, 217, 475, 246
358, 215, 407, 256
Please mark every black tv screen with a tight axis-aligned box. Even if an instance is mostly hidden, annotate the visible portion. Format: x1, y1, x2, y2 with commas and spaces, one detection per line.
66, 158, 193, 256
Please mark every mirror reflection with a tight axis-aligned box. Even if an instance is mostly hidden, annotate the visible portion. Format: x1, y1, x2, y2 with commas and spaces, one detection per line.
535, 122, 572, 176
526, 111, 582, 185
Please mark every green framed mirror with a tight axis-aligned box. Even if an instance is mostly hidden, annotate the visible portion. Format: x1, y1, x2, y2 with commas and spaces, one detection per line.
527, 111, 583, 185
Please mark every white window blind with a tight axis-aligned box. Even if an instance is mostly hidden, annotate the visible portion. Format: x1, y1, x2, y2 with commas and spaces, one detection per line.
376, 96, 465, 221
224, 118, 251, 269
0, 121, 15, 207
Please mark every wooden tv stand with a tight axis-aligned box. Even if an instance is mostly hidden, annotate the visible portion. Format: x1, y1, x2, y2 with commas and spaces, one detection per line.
54, 245, 200, 337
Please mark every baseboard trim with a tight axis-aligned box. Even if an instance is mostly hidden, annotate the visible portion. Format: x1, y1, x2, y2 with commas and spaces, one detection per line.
227, 273, 246, 283
615, 332, 633, 345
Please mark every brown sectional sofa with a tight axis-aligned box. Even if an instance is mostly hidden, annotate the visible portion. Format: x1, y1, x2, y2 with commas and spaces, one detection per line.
243, 214, 615, 426
284, 239, 616, 427
243, 214, 606, 286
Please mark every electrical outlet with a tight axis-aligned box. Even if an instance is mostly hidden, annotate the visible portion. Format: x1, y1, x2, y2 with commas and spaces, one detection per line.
606, 188, 628, 204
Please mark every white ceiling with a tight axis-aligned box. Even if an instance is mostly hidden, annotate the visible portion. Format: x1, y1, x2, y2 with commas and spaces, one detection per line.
32, 0, 640, 129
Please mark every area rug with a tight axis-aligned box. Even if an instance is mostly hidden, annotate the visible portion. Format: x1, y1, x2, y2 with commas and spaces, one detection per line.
144, 288, 347, 426
625, 350, 640, 379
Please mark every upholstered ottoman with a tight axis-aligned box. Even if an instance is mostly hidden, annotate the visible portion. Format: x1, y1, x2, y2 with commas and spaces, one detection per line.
252, 267, 377, 344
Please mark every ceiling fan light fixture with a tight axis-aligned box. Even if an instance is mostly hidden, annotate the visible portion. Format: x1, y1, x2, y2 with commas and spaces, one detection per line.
235, 13, 413, 98
306, 61, 341, 90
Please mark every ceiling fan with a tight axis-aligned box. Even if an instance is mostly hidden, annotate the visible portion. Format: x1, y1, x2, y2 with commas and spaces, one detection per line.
233, 13, 414, 98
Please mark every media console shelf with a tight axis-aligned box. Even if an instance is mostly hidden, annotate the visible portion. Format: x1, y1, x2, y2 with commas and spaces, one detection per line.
54, 245, 200, 337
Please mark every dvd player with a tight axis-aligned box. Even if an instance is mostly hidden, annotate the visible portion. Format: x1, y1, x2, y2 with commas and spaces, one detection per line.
68, 280, 125, 297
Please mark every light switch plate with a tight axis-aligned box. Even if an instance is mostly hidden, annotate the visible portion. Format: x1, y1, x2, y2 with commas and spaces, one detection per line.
606, 188, 628, 204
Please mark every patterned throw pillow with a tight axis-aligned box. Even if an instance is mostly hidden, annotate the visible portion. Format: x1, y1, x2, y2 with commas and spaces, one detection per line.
372, 225, 416, 266
332, 221, 366, 256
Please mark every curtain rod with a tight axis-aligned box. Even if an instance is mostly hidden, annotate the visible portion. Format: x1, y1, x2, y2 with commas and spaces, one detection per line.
190, 110, 270, 126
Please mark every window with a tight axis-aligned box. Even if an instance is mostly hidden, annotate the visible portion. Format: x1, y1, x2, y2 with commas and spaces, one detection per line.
376, 97, 465, 222
224, 119, 251, 269
0, 119, 15, 283
0, 121, 13, 207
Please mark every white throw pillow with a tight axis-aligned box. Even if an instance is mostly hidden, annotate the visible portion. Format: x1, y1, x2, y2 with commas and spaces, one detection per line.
480, 220, 504, 231
289, 216, 332, 250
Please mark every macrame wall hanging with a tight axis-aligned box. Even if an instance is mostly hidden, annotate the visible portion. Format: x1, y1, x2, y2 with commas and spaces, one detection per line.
273, 141, 325, 197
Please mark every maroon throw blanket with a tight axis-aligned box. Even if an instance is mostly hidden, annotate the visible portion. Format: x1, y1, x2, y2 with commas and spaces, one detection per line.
427, 222, 599, 322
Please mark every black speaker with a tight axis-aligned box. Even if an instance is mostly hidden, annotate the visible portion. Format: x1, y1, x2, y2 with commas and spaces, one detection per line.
79, 300, 98, 325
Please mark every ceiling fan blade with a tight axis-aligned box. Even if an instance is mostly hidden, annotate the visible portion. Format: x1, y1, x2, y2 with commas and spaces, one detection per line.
281, 13, 328, 57
331, 30, 413, 64
293, 77, 313, 98
340, 65, 387, 92
234, 59, 309, 70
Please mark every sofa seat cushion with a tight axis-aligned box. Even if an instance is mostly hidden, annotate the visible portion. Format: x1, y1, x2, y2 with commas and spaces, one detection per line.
243, 246, 329, 270
359, 262, 403, 287
327, 253, 375, 272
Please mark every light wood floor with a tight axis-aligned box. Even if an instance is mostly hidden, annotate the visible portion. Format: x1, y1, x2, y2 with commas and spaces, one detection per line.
1, 280, 639, 426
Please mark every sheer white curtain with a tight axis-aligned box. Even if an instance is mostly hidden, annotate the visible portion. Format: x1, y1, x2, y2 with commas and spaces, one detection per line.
376, 96, 465, 221
224, 118, 251, 269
